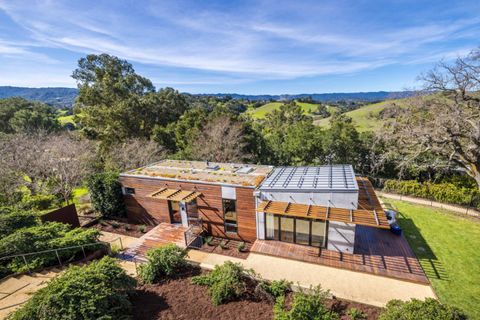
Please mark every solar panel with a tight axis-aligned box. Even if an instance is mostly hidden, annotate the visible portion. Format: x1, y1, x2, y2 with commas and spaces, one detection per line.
260, 165, 358, 191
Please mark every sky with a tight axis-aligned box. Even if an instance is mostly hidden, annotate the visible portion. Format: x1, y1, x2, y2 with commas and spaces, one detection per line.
0, 0, 479, 94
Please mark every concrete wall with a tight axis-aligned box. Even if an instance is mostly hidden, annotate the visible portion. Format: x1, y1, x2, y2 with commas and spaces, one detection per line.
259, 190, 358, 209
327, 221, 356, 253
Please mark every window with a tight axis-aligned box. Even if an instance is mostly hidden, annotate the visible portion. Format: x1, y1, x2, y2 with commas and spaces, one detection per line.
124, 187, 135, 195
223, 199, 237, 233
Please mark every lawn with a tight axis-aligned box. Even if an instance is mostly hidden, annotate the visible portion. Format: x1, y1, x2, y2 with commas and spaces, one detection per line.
58, 114, 75, 126
384, 199, 480, 319
72, 186, 89, 206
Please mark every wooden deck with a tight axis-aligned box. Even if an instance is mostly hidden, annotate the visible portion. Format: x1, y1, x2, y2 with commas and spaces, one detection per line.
251, 225, 428, 284
123, 223, 187, 260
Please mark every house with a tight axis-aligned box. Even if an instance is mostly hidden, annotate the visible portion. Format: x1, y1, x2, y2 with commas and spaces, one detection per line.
119, 159, 389, 253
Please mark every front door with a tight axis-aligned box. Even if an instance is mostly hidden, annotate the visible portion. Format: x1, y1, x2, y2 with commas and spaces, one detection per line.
168, 201, 182, 224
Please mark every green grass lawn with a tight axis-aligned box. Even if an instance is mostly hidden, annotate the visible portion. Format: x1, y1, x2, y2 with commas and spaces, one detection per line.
58, 115, 75, 126
72, 186, 89, 206
384, 199, 480, 319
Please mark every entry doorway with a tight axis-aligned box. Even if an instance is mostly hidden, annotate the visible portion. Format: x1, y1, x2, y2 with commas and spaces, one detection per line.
168, 201, 182, 224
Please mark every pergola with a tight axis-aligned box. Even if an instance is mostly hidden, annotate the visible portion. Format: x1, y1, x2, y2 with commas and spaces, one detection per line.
257, 177, 389, 229
148, 188, 202, 202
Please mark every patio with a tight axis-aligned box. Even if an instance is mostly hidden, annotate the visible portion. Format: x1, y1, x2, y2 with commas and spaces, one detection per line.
251, 225, 428, 284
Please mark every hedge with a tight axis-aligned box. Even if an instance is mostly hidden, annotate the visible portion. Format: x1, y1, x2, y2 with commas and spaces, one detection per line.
0, 209, 38, 239
0, 222, 100, 273
8, 257, 136, 320
379, 298, 466, 320
383, 180, 480, 209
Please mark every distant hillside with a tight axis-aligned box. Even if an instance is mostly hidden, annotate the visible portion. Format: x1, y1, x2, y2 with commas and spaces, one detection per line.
196, 91, 415, 102
314, 98, 408, 132
248, 101, 327, 119
0, 86, 78, 108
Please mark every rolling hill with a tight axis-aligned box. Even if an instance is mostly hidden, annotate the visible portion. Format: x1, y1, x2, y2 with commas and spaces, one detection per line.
247, 101, 323, 119
0, 86, 78, 108
314, 98, 407, 132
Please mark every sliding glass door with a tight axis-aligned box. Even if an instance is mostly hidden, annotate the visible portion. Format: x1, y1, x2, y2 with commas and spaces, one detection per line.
265, 213, 327, 247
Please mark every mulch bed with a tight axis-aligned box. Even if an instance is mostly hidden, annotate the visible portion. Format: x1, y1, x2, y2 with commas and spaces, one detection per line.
131, 266, 382, 320
92, 218, 154, 238
197, 237, 251, 259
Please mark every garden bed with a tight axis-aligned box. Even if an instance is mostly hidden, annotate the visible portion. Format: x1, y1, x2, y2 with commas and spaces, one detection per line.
198, 236, 251, 259
131, 267, 381, 320
91, 218, 154, 238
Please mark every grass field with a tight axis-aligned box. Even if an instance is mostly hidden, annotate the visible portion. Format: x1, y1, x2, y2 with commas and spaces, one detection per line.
58, 115, 75, 126
314, 99, 405, 132
72, 186, 88, 206
247, 101, 320, 119
383, 199, 480, 319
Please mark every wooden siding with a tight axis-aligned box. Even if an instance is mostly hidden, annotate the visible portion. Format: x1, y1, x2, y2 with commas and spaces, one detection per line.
119, 176, 258, 242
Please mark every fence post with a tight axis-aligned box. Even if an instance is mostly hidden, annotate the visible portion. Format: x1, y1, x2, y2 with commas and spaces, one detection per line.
22, 255, 31, 274
55, 250, 62, 266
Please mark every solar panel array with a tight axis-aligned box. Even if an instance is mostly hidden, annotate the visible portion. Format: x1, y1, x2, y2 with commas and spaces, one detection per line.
260, 165, 358, 191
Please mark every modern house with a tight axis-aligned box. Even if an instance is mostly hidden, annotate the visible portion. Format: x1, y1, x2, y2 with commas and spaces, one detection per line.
119, 160, 389, 253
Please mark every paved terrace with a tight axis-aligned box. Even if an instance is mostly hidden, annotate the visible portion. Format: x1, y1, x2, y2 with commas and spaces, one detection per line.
251, 225, 427, 284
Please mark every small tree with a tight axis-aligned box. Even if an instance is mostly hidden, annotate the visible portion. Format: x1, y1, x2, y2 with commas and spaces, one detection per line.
87, 171, 125, 218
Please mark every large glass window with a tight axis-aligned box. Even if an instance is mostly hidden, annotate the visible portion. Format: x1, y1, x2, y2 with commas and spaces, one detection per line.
311, 220, 327, 247
280, 217, 294, 243
223, 199, 237, 233
295, 218, 310, 245
264, 213, 327, 247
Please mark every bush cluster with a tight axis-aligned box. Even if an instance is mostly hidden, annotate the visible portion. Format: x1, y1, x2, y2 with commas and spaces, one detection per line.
383, 179, 480, 208
0, 222, 100, 273
192, 261, 250, 305
0, 209, 38, 239
87, 171, 125, 218
274, 285, 339, 320
138, 244, 188, 283
379, 298, 466, 320
8, 257, 136, 320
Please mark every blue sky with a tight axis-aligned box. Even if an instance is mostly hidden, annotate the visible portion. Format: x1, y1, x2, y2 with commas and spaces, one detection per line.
0, 0, 479, 94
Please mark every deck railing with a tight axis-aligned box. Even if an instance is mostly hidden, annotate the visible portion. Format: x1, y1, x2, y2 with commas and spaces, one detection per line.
184, 219, 204, 248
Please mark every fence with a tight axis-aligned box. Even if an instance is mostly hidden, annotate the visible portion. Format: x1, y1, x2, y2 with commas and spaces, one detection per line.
0, 242, 111, 278
184, 219, 204, 248
377, 191, 480, 217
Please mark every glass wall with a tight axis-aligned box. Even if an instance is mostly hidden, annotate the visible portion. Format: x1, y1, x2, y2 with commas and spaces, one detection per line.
265, 213, 327, 247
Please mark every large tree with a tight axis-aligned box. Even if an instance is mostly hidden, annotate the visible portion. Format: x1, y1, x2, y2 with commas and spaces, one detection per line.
72, 54, 187, 145
0, 97, 60, 134
380, 49, 480, 189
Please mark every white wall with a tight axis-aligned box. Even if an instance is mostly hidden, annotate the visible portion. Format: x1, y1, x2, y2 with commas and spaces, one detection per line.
327, 221, 356, 253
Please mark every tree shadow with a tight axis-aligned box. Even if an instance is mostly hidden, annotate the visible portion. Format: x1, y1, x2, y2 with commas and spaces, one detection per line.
396, 211, 448, 281
131, 289, 169, 320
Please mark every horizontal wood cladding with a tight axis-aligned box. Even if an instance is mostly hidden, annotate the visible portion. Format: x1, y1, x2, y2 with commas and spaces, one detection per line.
119, 176, 258, 242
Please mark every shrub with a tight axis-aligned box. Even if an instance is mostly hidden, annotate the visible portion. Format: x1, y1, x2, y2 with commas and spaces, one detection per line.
220, 240, 227, 249
0, 209, 38, 239
205, 236, 214, 246
87, 171, 125, 218
20, 194, 57, 211
383, 179, 480, 208
274, 285, 338, 320
0, 222, 100, 273
346, 307, 366, 320
8, 257, 136, 320
237, 241, 246, 252
192, 261, 249, 305
138, 224, 146, 233
379, 298, 466, 320
138, 244, 188, 283
256, 279, 291, 303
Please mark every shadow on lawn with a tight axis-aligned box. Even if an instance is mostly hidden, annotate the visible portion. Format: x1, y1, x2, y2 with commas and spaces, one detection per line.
395, 212, 448, 281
